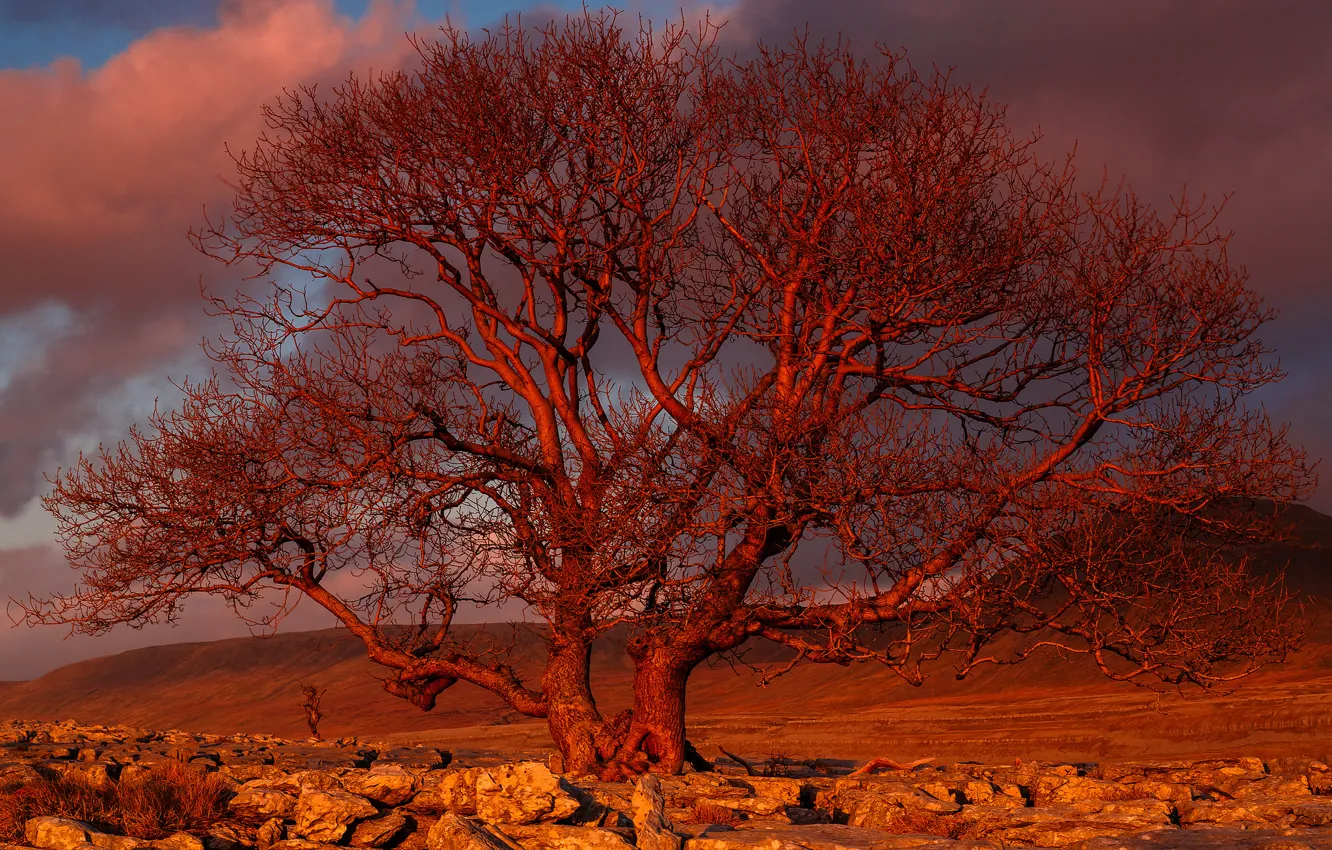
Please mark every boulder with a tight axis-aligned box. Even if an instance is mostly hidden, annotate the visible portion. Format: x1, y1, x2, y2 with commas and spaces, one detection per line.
142, 834, 204, 850
980, 801, 1174, 848
348, 765, 422, 807
410, 768, 486, 815
1234, 776, 1315, 800
348, 813, 412, 849
633, 774, 683, 850
229, 786, 298, 821
497, 824, 635, 850
1072, 827, 1332, 850
682, 823, 993, 849
473, 762, 580, 825
25, 817, 95, 850
726, 777, 805, 807
90, 834, 139, 850
821, 779, 962, 827
373, 748, 449, 771
1179, 798, 1296, 827
1295, 801, 1332, 827
692, 795, 788, 817
425, 814, 510, 850
842, 782, 963, 831
256, 819, 286, 850
293, 788, 379, 843
203, 826, 248, 850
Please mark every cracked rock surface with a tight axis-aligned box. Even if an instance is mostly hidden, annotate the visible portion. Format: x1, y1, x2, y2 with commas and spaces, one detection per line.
4, 720, 1332, 849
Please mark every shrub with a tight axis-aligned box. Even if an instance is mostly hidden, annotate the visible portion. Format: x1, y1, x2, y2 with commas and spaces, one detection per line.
117, 760, 233, 838
0, 761, 232, 842
0, 776, 118, 840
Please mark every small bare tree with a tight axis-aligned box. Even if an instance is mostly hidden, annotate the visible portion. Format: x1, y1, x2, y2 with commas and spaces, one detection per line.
300, 683, 326, 741
25, 11, 1314, 777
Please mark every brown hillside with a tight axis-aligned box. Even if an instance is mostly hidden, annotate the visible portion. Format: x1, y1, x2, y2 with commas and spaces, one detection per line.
1, 505, 1329, 765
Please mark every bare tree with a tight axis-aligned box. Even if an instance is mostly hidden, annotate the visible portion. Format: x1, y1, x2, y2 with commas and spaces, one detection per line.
25, 12, 1314, 777
300, 682, 327, 740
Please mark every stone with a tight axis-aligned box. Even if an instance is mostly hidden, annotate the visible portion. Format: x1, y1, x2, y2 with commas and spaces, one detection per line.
1295, 800, 1332, 827
1071, 827, 1332, 850
373, 748, 449, 771
203, 826, 247, 850
842, 782, 963, 831
1179, 798, 1295, 827
256, 819, 286, 850
348, 764, 422, 807
410, 768, 486, 814
0, 763, 46, 784
286, 770, 345, 793
1236, 777, 1315, 799
349, 813, 412, 849
25, 817, 95, 850
473, 762, 580, 825
229, 786, 298, 821
682, 823, 992, 849
66, 762, 118, 790
425, 814, 510, 850
957, 781, 997, 805
980, 801, 1175, 847
497, 824, 635, 850
634, 774, 684, 850
142, 834, 205, 850
729, 777, 806, 807
293, 788, 379, 843
694, 795, 788, 817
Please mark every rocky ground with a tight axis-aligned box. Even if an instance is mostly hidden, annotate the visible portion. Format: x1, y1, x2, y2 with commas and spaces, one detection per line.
3, 720, 1332, 850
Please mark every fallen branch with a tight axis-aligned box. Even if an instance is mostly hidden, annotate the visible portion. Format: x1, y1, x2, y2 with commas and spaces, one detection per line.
717, 746, 757, 776
847, 756, 935, 778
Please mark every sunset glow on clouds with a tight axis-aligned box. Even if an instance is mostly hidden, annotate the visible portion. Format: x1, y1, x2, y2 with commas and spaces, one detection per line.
0, 0, 1328, 677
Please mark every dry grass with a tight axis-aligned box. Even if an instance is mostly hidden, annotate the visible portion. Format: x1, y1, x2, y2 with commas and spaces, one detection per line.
686, 800, 742, 826
0, 761, 231, 842
872, 810, 969, 840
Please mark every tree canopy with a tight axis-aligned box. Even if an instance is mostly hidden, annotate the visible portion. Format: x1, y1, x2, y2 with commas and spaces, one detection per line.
27, 11, 1314, 777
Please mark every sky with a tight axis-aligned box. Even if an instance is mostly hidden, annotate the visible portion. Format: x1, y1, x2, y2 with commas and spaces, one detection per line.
0, 0, 1328, 679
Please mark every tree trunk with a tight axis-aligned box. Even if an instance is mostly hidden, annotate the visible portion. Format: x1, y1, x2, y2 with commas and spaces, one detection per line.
611, 652, 691, 776
542, 636, 607, 776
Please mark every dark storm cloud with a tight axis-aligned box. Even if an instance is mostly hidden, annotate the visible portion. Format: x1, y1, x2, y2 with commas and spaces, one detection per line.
721, 0, 1332, 506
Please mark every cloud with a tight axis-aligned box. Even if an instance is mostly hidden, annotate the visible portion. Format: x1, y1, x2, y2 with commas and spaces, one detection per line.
2, 0, 1329, 678
0, 0, 421, 674
0, 0, 421, 517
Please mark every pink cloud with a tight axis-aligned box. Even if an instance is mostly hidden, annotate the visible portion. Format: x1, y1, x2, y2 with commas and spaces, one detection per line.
0, 0, 421, 515
0, 0, 422, 675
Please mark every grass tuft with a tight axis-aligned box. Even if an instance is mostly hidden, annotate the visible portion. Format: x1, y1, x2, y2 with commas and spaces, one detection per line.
872, 809, 969, 840
686, 800, 742, 826
0, 761, 232, 842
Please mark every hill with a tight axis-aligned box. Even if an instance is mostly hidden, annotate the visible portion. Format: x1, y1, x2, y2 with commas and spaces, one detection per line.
1, 505, 1329, 765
